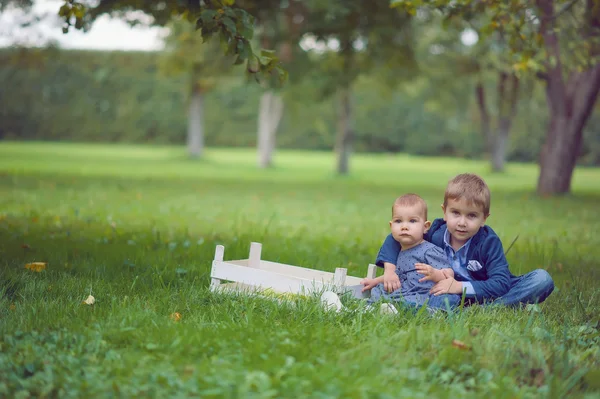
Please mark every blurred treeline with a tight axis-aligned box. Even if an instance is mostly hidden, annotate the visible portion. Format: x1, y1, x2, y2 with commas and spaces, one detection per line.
1, 46, 599, 165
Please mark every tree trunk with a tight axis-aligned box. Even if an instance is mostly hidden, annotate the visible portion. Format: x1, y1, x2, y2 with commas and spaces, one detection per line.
486, 71, 519, 173
335, 87, 353, 175
187, 85, 204, 158
537, 65, 600, 194
491, 117, 510, 172
536, 0, 600, 194
475, 81, 492, 154
257, 90, 284, 168
537, 115, 584, 194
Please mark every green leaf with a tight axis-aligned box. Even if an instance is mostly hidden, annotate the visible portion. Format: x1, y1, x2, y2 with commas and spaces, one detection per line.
260, 49, 277, 57
247, 55, 260, 74
58, 4, 70, 17
221, 17, 236, 35
275, 65, 289, 85
200, 9, 218, 25
235, 41, 250, 64
236, 9, 254, 40
258, 56, 272, 66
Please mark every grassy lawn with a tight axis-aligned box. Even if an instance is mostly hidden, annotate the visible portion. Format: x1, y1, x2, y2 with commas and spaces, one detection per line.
0, 141, 599, 398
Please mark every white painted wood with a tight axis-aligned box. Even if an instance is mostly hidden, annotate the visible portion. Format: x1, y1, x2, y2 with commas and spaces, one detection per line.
259, 260, 336, 282
249, 242, 262, 268
334, 268, 347, 287
256, 260, 366, 285
209, 243, 374, 299
211, 245, 225, 288
367, 264, 377, 279
214, 245, 224, 261
226, 259, 249, 266
211, 260, 327, 295
344, 275, 364, 285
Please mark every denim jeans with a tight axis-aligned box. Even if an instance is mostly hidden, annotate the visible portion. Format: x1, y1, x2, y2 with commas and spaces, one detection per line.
368, 283, 461, 311
490, 269, 555, 306
425, 293, 461, 310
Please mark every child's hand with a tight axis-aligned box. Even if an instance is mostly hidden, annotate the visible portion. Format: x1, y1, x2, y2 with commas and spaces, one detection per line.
415, 263, 445, 283
360, 278, 379, 292
383, 271, 401, 293
441, 268, 455, 279
430, 277, 463, 296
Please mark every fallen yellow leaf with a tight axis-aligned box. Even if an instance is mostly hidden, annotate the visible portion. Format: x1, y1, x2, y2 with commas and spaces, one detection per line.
170, 312, 182, 322
451, 339, 471, 350
24, 262, 47, 272
9, 303, 16, 311
83, 295, 95, 305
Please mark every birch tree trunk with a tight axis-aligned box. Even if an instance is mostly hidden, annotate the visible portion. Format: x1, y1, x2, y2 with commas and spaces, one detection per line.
335, 87, 353, 175
491, 72, 519, 173
187, 84, 204, 158
257, 90, 284, 168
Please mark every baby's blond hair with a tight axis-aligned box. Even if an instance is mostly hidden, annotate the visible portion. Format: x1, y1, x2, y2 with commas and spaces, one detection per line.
392, 193, 428, 220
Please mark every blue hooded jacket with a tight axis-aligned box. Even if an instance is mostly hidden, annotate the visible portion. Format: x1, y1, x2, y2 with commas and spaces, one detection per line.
375, 218, 513, 302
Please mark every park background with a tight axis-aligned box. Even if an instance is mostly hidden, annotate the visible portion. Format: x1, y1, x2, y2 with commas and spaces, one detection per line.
0, 0, 599, 397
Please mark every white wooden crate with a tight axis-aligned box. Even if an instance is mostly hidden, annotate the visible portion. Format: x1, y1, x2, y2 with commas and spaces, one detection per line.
210, 242, 377, 299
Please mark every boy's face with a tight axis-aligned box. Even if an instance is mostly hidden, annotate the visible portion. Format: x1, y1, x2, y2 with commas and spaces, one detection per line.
442, 198, 489, 247
389, 204, 431, 250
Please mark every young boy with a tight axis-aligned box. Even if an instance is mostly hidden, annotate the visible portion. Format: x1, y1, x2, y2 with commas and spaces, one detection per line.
376, 173, 555, 306
321, 193, 461, 313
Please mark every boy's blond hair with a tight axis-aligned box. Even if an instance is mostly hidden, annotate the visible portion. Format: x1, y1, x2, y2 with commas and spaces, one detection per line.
392, 193, 428, 220
444, 173, 491, 215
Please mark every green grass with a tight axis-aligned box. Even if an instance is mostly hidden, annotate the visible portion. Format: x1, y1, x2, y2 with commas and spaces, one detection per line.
0, 141, 599, 398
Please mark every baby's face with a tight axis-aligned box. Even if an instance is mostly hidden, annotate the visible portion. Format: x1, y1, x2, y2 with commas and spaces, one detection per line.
389, 204, 429, 250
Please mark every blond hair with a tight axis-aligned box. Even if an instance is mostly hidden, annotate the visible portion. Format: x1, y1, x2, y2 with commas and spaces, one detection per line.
392, 193, 428, 220
444, 173, 491, 215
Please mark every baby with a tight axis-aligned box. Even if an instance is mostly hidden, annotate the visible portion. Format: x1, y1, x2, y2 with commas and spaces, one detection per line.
321, 193, 461, 313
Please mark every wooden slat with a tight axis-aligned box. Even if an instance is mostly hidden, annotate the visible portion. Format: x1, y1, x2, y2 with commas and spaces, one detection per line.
226, 259, 249, 266
367, 264, 377, 279
249, 242, 262, 268
211, 261, 328, 294
334, 268, 347, 287
259, 260, 336, 281
211, 245, 225, 288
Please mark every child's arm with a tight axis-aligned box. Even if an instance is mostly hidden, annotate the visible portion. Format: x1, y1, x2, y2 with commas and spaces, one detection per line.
375, 234, 401, 268
382, 262, 401, 293
420, 247, 465, 295
375, 235, 402, 292
415, 264, 453, 283
441, 268, 455, 279
360, 275, 385, 292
